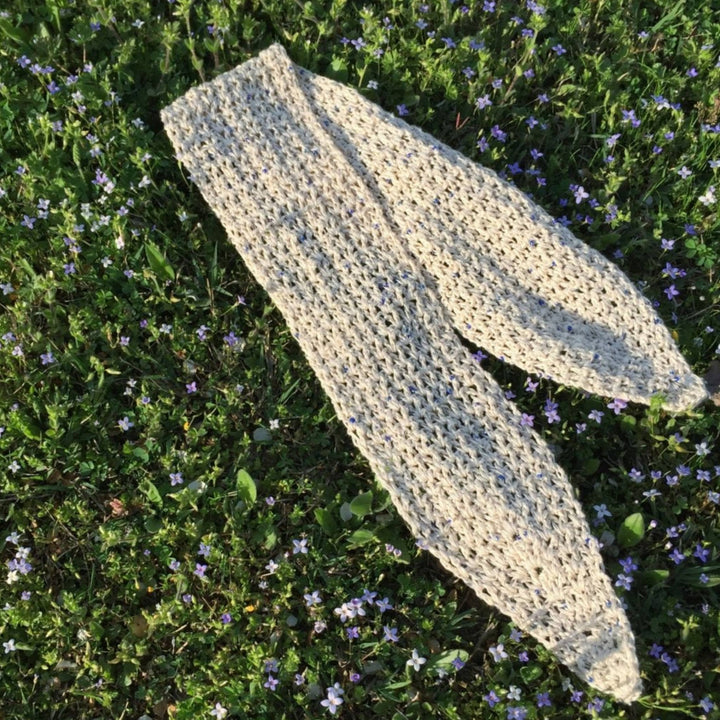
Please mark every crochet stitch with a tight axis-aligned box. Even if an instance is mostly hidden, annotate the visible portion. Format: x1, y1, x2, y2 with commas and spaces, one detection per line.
160, 43, 707, 703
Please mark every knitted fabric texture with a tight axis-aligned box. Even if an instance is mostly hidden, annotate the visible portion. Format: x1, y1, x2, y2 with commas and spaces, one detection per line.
160, 43, 707, 703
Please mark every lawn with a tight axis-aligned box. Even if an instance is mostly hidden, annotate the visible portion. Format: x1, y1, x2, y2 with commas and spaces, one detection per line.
1, 0, 719, 718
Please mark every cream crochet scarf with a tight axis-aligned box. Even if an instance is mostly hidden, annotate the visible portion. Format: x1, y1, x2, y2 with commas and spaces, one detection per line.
160, 43, 707, 703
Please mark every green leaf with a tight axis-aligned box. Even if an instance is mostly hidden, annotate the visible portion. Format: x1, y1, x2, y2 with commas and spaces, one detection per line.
132, 447, 149, 463
11, 414, 42, 441
520, 664, 544, 683
579, 456, 600, 476
145, 242, 175, 282
383, 679, 413, 690
327, 57, 348, 82
346, 528, 377, 548
139, 479, 163, 507
72, 139, 83, 169
641, 569, 669, 587
426, 649, 469, 673
349, 491, 373, 518
252, 427, 272, 443
617, 512, 645, 548
144, 517, 163, 533
236, 469, 257, 504
314, 508, 338, 535
264, 528, 278, 550
0, 18, 31, 47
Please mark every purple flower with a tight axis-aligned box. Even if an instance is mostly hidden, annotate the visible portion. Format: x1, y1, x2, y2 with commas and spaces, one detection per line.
693, 544, 710, 563
396, 104, 409, 116
292, 538, 308, 554
571, 690, 583, 702
491, 125, 507, 142
661, 652, 679, 672
451, 656, 465, 670
536, 692, 552, 707
21, 215, 36, 229
669, 548, 685, 564
383, 625, 399, 642
169, 472, 184, 486
664, 285, 679, 300
573, 185, 590, 204
507, 708, 527, 720
588, 409, 604, 423
544, 398, 560, 423
186, 381, 197, 393
587, 698, 604, 712
615, 573, 633, 590
484, 690, 500, 707
194, 563, 207, 578
628, 468, 644, 482
264, 675, 278, 691
221, 612, 232, 624
224, 331, 241, 347
441, 37, 456, 48
622, 109, 640, 127
320, 685, 343, 714
520, 413, 534, 427
607, 398, 627, 414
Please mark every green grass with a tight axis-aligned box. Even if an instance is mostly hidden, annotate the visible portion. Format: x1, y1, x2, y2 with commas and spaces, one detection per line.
1, 0, 719, 718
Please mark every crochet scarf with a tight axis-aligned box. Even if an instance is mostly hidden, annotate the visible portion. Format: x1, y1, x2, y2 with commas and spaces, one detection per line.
160, 43, 708, 703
